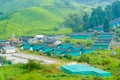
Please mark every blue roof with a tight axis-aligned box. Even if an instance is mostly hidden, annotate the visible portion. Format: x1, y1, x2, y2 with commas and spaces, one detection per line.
61, 64, 111, 77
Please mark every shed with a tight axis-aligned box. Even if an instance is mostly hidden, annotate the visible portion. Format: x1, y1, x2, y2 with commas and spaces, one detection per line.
70, 33, 93, 39
42, 47, 55, 53
70, 46, 84, 51
97, 39, 112, 42
30, 44, 47, 51
58, 44, 74, 49
54, 48, 68, 55
67, 50, 81, 56
61, 64, 111, 77
82, 48, 95, 54
98, 35, 113, 39
92, 43, 110, 50
21, 44, 33, 50
35, 35, 47, 39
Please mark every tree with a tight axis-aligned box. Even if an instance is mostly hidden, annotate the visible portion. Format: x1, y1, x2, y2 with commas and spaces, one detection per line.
105, 5, 113, 20
78, 54, 89, 63
89, 7, 106, 28
20, 60, 42, 71
83, 13, 90, 31
103, 18, 110, 32
63, 13, 84, 32
112, 1, 120, 18
65, 54, 72, 59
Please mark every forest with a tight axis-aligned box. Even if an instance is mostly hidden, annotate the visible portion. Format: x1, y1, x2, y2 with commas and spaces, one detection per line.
64, 1, 120, 32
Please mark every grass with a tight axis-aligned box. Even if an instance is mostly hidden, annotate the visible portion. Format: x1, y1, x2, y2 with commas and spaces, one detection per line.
1, 49, 120, 80
0, 0, 110, 39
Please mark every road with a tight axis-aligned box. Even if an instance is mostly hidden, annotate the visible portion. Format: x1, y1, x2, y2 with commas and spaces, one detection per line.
0, 53, 57, 64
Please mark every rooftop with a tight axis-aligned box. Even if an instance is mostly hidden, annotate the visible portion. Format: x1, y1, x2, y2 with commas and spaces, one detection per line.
61, 64, 111, 77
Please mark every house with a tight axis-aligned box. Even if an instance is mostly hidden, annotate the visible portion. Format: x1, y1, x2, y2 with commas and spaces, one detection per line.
52, 40, 62, 46
35, 35, 47, 40
0, 40, 10, 46
61, 64, 111, 77
19, 36, 34, 42
44, 39, 56, 44
70, 33, 93, 39
0, 46, 17, 54
28, 38, 38, 43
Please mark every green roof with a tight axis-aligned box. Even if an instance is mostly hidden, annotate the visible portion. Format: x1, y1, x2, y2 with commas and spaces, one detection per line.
61, 64, 111, 77
58, 44, 74, 49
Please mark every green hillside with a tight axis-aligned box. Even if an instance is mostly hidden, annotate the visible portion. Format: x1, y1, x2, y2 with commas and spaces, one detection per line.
0, 0, 109, 38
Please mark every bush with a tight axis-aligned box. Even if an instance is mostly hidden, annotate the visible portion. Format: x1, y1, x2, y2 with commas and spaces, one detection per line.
78, 54, 89, 63
19, 60, 42, 71
65, 54, 72, 60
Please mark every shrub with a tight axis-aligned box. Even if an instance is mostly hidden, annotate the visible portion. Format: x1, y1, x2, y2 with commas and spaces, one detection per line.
19, 60, 42, 71
78, 54, 89, 63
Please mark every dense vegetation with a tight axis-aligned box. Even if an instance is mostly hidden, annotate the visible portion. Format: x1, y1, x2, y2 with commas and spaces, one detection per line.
73, 0, 117, 4
64, 1, 120, 32
0, 0, 110, 38
0, 49, 120, 80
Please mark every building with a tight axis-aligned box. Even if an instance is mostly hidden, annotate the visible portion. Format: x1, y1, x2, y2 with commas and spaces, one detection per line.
42, 47, 55, 53
67, 50, 81, 56
35, 35, 47, 40
70, 46, 84, 51
82, 48, 95, 54
58, 44, 74, 49
21, 44, 33, 50
30, 44, 47, 51
109, 18, 120, 28
19, 36, 34, 42
54, 48, 68, 55
61, 64, 111, 77
92, 43, 110, 50
91, 33, 114, 50
0, 46, 17, 54
70, 33, 93, 39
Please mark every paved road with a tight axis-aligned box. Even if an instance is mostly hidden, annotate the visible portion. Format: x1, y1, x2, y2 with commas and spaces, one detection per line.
0, 53, 57, 64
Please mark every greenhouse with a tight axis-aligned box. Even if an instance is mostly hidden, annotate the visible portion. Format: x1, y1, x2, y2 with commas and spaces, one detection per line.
92, 43, 110, 50
30, 44, 45, 51
61, 64, 111, 77
70, 46, 84, 51
67, 50, 81, 56
54, 48, 68, 55
58, 44, 74, 49
70, 33, 93, 39
21, 44, 33, 50
82, 48, 95, 54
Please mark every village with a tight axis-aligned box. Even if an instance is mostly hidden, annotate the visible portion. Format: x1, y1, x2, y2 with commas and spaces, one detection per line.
0, 16, 120, 78
0, 32, 117, 77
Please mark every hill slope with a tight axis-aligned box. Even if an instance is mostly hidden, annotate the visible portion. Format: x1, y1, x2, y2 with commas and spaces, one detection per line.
0, 0, 109, 38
